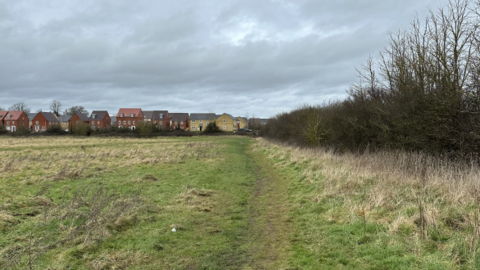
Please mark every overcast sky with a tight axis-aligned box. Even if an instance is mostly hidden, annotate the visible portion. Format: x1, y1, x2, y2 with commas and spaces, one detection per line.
0, 0, 451, 118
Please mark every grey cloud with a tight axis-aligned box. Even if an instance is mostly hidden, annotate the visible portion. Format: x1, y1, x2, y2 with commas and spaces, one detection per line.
0, 0, 452, 118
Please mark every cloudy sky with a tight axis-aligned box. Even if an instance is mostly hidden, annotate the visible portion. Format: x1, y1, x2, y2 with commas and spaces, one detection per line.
0, 0, 451, 118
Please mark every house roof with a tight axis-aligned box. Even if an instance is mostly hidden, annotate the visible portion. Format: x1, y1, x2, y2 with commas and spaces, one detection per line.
0, 111, 8, 121
170, 113, 189, 122
58, 115, 72, 122
152, 110, 169, 120
143, 111, 153, 119
28, 113, 38, 121
237, 117, 247, 122
117, 108, 143, 118
219, 113, 237, 121
73, 113, 89, 122
39, 112, 59, 122
90, 111, 109, 120
190, 113, 216, 121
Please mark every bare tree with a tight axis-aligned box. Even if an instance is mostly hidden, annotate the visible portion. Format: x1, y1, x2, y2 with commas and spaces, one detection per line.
9, 102, 31, 114
50, 100, 62, 116
64, 106, 89, 116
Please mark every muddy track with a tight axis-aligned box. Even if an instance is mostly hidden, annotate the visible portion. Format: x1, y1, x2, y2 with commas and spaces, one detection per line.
242, 148, 291, 269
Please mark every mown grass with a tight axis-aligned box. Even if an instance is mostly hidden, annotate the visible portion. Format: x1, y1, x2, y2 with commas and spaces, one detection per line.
0, 136, 258, 269
253, 138, 480, 269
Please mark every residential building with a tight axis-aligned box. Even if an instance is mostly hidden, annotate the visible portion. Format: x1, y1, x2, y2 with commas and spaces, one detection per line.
237, 117, 248, 129
111, 116, 117, 126
0, 111, 7, 128
31, 112, 59, 132
58, 115, 72, 131
143, 111, 154, 123
215, 113, 238, 132
190, 113, 216, 132
27, 113, 38, 130
116, 108, 143, 130
69, 113, 89, 130
2, 111, 29, 132
152, 111, 169, 129
89, 111, 111, 129
169, 113, 189, 130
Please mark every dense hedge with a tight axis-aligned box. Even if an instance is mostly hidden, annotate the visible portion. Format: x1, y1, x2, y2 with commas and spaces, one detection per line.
262, 1, 480, 158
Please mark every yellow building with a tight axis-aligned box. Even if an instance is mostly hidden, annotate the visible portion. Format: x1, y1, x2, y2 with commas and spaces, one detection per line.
237, 117, 248, 129
215, 113, 238, 132
190, 113, 216, 132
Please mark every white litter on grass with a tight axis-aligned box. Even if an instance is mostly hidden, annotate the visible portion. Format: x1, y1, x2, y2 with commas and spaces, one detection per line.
172, 228, 176, 232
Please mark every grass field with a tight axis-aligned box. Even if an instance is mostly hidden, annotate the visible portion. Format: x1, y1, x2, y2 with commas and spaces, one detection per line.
1, 136, 479, 269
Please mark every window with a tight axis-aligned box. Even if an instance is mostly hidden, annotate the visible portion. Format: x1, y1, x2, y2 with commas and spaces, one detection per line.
223, 126, 226, 130
91, 121, 95, 126
223, 119, 226, 123
6, 121, 9, 125
175, 121, 178, 125
133, 121, 136, 125
92, 114, 96, 118
8, 114, 12, 118
192, 120, 195, 123
120, 113, 124, 117
97, 121, 100, 124
180, 121, 183, 125
160, 121, 163, 125
130, 113, 135, 117
36, 121, 39, 125
118, 121, 121, 125
123, 121, 126, 124
192, 126, 196, 130
200, 120, 202, 123
128, 121, 131, 125
35, 126, 39, 131
160, 114, 164, 118
42, 126, 46, 130
12, 121, 14, 125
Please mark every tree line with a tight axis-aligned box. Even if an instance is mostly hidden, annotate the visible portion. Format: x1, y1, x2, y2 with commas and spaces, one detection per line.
0, 101, 89, 116
262, 0, 480, 158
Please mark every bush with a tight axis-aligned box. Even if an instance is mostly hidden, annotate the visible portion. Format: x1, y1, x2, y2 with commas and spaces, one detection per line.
204, 121, 221, 133
0, 124, 6, 134
45, 125, 67, 135
13, 125, 30, 136
71, 122, 91, 136
136, 122, 153, 137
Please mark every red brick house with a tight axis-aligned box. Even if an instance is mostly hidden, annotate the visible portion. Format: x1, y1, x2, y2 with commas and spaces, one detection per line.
89, 111, 111, 129
1, 111, 29, 132
152, 111, 170, 129
0, 111, 7, 128
116, 108, 144, 130
169, 113, 189, 130
31, 112, 59, 132
68, 112, 90, 130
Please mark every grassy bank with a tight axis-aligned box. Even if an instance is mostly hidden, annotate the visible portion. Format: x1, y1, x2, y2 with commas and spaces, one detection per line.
253, 138, 480, 269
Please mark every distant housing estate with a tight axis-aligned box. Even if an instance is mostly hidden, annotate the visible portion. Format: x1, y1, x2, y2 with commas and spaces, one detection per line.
0, 108, 270, 133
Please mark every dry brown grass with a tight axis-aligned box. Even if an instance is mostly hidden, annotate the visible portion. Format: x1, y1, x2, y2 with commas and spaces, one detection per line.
254, 138, 480, 240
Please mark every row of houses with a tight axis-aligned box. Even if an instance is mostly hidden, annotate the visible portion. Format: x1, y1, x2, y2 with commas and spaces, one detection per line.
0, 108, 269, 133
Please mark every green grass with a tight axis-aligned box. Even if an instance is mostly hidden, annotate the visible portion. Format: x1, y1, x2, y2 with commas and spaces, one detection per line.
0, 136, 259, 269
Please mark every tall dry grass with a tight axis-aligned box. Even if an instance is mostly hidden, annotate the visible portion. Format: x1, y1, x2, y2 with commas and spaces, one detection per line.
255, 138, 480, 257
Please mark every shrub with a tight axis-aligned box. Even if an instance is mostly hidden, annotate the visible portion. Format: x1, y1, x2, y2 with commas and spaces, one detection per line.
71, 122, 91, 136
45, 125, 67, 135
0, 124, 6, 134
204, 121, 221, 133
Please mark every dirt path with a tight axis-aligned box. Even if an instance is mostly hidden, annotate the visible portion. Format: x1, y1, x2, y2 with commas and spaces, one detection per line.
242, 145, 292, 269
